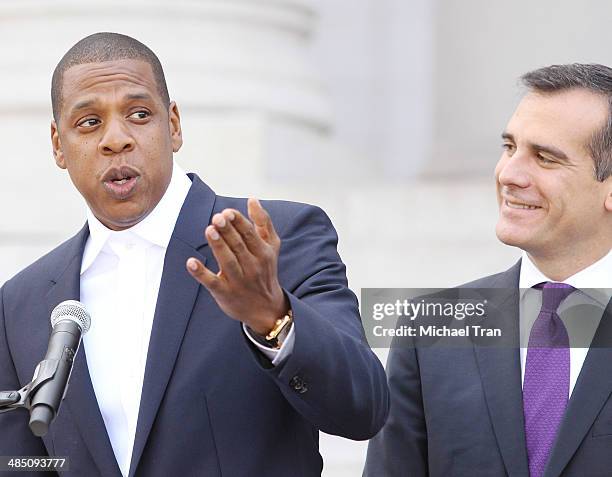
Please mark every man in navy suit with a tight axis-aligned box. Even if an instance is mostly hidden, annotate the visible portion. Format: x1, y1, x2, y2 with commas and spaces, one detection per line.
0, 32, 388, 476
365, 64, 612, 476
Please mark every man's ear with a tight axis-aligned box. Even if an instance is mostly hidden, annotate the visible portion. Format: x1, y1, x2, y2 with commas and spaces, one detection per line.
605, 186, 612, 213
603, 173, 612, 212
168, 101, 183, 153
51, 120, 66, 169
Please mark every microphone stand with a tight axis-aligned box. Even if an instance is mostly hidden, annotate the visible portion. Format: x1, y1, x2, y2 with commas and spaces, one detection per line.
0, 357, 63, 416
0, 388, 27, 411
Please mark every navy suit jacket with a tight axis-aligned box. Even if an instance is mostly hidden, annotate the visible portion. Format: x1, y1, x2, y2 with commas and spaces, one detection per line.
0, 174, 389, 477
365, 261, 612, 477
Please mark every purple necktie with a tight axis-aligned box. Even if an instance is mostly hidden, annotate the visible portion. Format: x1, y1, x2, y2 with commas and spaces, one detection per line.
523, 282, 574, 477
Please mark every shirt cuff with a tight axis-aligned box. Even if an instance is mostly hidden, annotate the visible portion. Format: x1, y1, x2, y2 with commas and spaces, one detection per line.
242, 322, 295, 366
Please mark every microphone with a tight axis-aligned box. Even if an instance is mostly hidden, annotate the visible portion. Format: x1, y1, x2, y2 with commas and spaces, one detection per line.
28, 300, 91, 437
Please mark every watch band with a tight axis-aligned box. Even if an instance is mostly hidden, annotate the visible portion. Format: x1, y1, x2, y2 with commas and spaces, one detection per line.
265, 310, 293, 349
247, 310, 293, 350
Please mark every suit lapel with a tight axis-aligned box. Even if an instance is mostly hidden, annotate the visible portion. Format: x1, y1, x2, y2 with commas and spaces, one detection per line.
472, 261, 530, 477
544, 298, 612, 477
45, 225, 123, 477
128, 175, 216, 477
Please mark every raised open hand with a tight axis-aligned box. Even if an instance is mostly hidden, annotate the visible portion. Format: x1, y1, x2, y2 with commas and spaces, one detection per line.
186, 198, 289, 335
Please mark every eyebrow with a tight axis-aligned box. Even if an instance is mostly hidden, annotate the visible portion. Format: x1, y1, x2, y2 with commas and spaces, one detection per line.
70, 99, 95, 113
501, 131, 570, 161
125, 93, 155, 102
69, 93, 156, 114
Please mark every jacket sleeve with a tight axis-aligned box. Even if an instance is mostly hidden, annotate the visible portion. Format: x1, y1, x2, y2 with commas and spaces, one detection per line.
246, 203, 389, 440
363, 339, 428, 476
0, 284, 57, 477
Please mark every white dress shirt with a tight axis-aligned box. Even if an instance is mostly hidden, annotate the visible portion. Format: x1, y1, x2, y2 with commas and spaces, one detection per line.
519, 249, 612, 398
79, 162, 293, 476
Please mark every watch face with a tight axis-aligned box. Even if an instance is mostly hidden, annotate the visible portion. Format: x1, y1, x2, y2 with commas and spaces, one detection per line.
275, 320, 293, 348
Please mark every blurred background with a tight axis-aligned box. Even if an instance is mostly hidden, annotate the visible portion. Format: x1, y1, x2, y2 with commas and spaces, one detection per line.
0, 0, 610, 474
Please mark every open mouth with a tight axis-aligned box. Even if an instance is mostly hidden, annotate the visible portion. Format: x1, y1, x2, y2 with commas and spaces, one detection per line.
101, 166, 141, 200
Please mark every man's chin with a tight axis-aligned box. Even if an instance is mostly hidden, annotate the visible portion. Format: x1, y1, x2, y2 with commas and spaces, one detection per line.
96, 208, 149, 231
495, 222, 532, 250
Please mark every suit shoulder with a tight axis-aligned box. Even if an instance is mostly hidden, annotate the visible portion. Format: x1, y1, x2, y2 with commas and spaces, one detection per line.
215, 195, 321, 215
214, 196, 330, 233
454, 260, 522, 289
3, 229, 85, 295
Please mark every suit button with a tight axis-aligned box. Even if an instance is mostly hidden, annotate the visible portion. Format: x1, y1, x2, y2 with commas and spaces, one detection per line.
289, 375, 308, 394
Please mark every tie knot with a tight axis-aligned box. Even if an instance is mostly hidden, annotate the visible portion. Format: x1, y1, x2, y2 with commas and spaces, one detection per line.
534, 281, 575, 313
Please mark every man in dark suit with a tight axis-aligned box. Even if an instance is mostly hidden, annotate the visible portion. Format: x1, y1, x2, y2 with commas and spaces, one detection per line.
0, 32, 389, 476
365, 64, 612, 476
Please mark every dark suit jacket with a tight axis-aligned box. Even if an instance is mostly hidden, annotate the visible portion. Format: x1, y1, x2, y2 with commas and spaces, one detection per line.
0, 174, 389, 477
364, 260, 612, 477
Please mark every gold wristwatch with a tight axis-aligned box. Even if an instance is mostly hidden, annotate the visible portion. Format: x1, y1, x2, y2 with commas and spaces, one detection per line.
264, 310, 293, 349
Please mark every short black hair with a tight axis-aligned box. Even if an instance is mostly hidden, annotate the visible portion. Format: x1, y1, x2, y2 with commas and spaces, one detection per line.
521, 63, 612, 182
51, 32, 170, 122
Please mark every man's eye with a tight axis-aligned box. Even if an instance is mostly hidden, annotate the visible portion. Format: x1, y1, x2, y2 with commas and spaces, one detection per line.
537, 154, 555, 165
502, 143, 515, 153
78, 118, 100, 128
129, 111, 150, 120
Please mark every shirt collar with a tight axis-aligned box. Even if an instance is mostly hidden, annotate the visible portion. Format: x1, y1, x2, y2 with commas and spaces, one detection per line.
80, 161, 192, 275
519, 249, 612, 307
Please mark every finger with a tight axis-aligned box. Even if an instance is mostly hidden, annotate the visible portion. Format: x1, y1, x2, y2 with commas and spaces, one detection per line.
225, 208, 267, 256
212, 212, 256, 266
247, 198, 279, 246
205, 224, 243, 279
186, 257, 221, 291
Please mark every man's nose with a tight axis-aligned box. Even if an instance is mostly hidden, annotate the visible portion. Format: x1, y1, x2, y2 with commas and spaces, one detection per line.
98, 118, 135, 155
496, 151, 532, 189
